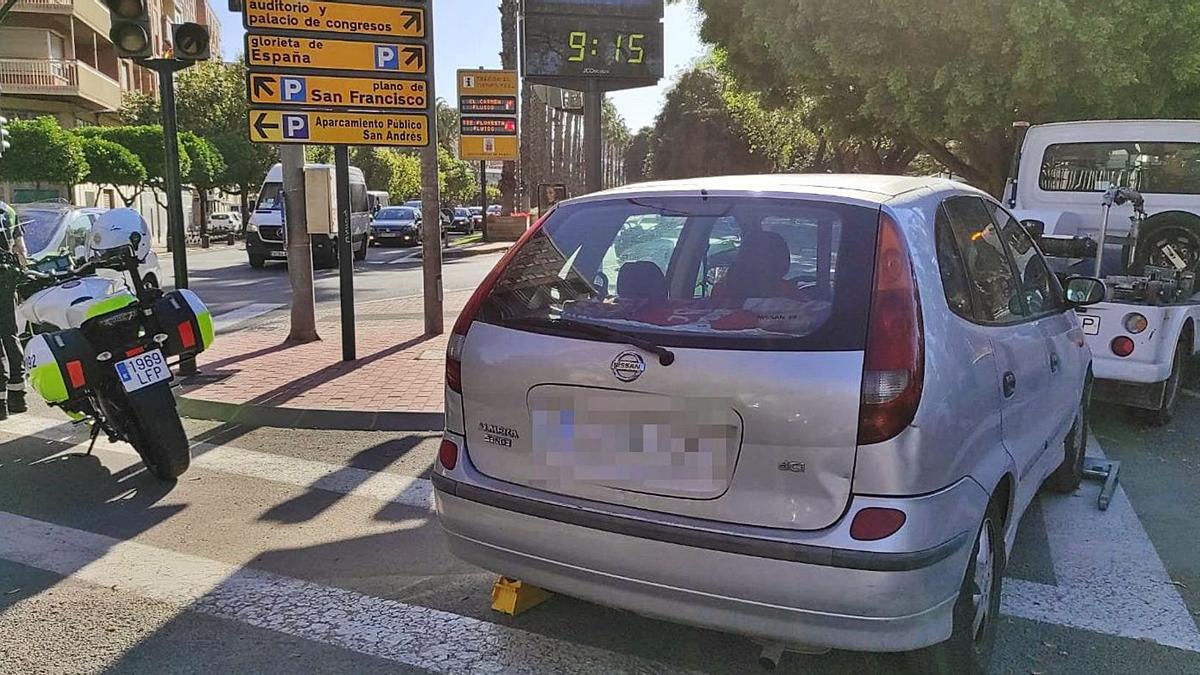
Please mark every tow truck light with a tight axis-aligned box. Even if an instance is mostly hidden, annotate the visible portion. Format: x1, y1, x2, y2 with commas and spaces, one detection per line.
1123, 313, 1148, 334
1112, 336, 1135, 358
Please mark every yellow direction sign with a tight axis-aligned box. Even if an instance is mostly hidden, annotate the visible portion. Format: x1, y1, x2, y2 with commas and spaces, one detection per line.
245, 34, 427, 75
457, 69, 518, 97
459, 136, 519, 161
249, 109, 429, 147
244, 0, 426, 39
249, 73, 427, 111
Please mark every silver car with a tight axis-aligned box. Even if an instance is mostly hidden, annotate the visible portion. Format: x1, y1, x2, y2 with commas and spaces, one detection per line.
434, 175, 1103, 672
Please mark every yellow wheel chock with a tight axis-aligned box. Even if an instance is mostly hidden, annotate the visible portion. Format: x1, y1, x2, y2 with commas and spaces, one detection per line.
491, 576, 552, 616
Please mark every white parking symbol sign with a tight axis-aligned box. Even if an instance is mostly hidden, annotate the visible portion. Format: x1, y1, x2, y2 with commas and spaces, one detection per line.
283, 114, 309, 140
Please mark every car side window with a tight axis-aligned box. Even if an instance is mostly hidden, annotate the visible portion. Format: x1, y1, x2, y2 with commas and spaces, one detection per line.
986, 202, 1065, 315
942, 196, 1024, 324
934, 205, 975, 319
66, 214, 92, 251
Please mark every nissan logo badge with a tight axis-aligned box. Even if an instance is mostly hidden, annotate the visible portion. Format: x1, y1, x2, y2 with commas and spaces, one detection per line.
611, 351, 646, 382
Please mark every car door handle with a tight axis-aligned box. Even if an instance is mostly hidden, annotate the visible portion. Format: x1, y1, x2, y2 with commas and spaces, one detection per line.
1050, 353, 1060, 373
1003, 372, 1017, 399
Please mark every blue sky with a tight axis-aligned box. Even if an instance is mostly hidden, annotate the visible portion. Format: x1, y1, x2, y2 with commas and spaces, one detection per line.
215, 0, 707, 131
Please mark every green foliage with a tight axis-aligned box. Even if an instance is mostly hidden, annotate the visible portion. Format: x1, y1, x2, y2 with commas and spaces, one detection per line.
180, 132, 226, 190
692, 0, 1200, 193
435, 98, 459, 154
391, 151, 422, 201
0, 116, 88, 186
119, 91, 160, 126
623, 127, 652, 183
75, 125, 191, 187
438, 145, 477, 205
77, 136, 147, 204
642, 66, 772, 180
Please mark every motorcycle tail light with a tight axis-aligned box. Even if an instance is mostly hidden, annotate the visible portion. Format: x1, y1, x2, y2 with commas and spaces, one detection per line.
65, 360, 85, 388
178, 321, 196, 349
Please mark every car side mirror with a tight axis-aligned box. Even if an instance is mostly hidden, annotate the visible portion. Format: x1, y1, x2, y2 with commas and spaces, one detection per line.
1065, 276, 1106, 307
1021, 219, 1046, 238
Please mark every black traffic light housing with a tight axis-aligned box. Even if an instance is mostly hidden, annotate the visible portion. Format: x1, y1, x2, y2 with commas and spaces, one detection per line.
106, 0, 152, 59
0, 116, 10, 160
172, 23, 211, 61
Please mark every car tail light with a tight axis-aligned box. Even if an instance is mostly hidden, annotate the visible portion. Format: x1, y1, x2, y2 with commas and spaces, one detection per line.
1112, 336, 1135, 357
439, 439, 458, 470
858, 212, 924, 445
850, 507, 907, 541
446, 211, 552, 393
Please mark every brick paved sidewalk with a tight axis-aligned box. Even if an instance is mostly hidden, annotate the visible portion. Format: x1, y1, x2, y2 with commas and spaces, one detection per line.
178, 290, 474, 418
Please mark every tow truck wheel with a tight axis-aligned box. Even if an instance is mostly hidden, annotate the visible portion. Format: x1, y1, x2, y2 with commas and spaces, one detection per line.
1137, 334, 1189, 426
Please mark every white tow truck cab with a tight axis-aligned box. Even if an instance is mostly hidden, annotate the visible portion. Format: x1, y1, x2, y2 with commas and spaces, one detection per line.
1006, 119, 1200, 424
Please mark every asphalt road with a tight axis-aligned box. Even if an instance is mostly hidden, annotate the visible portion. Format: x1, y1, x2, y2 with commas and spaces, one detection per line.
156, 239, 504, 323
1, 394, 1198, 673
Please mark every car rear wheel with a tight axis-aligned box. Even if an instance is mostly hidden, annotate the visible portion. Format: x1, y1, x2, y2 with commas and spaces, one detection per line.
355, 234, 368, 261
249, 254, 266, 269
908, 501, 1003, 675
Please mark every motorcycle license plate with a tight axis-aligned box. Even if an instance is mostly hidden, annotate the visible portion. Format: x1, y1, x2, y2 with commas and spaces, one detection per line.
115, 349, 170, 393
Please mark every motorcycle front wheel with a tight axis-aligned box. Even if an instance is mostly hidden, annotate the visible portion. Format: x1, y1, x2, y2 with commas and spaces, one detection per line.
125, 383, 191, 480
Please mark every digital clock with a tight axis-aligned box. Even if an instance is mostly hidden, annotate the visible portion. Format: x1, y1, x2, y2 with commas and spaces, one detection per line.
522, 15, 664, 84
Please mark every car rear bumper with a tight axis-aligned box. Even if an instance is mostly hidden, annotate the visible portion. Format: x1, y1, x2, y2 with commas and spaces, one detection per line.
1090, 353, 1171, 384
433, 456, 986, 652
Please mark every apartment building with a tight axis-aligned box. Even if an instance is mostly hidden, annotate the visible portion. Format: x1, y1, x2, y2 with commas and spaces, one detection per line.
0, 0, 222, 129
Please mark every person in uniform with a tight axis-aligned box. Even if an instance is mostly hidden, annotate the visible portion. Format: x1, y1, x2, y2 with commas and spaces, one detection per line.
0, 201, 27, 419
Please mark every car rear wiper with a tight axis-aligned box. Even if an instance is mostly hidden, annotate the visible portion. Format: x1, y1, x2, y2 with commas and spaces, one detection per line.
504, 316, 676, 366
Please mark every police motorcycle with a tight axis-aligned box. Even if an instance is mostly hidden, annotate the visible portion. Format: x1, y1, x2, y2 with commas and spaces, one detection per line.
17, 209, 214, 481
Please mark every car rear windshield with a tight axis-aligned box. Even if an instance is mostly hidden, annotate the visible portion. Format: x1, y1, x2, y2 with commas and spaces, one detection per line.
477, 196, 880, 351
1040, 142, 1200, 195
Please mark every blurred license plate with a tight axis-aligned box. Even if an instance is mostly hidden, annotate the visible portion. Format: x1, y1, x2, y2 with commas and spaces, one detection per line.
1081, 315, 1101, 335
270, 250, 287, 258
115, 349, 169, 392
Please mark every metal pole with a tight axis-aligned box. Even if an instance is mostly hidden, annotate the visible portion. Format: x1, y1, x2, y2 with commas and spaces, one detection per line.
280, 144, 319, 343
334, 145, 355, 361
419, 3, 443, 335
584, 87, 603, 194
153, 59, 196, 375
480, 160, 488, 238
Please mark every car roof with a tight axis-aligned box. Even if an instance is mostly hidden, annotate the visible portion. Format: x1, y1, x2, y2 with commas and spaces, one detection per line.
565, 174, 962, 206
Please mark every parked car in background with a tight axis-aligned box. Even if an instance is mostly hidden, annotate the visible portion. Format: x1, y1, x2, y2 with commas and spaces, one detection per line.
486, 204, 501, 216
435, 175, 1104, 674
449, 207, 475, 234
371, 206, 422, 247
15, 203, 103, 262
207, 211, 241, 235
469, 206, 484, 228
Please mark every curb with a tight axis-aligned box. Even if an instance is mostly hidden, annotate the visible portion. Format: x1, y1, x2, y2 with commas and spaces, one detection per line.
176, 395, 445, 432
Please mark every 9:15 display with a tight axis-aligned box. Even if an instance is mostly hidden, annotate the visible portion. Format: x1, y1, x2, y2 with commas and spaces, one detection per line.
567, 31, 646, 64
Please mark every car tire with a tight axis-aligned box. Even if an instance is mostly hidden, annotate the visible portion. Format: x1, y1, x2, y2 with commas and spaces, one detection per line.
907, 501, 1003, 675
355, 235, 368, 261
1047, 379, 1090, 494
249, 254, 266, 269
1136, 333, 1188, 426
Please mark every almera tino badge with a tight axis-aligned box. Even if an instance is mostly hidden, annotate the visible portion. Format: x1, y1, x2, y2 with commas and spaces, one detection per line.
611, 351, 646, 382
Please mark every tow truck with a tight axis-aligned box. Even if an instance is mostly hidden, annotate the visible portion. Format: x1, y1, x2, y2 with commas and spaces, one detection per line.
1006, 119, 1200, 424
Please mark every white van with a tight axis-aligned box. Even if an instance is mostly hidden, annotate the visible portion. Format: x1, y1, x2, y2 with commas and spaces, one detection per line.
245, 163, 372, 269
367, 190, 390, 214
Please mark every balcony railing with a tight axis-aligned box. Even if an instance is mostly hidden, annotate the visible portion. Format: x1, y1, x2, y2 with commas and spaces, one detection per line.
0, 58, 122, 111
13, 0, 74, 9
13, 0, 111, 34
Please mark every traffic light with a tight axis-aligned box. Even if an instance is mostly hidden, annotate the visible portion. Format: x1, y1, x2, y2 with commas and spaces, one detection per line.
171, 23, 211, 61
106, 0, 152, 59
0, 116, 10, 160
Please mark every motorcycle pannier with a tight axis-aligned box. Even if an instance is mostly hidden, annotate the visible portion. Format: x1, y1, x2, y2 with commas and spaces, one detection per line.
25, 329, 97, 404
153, 289, 214, 358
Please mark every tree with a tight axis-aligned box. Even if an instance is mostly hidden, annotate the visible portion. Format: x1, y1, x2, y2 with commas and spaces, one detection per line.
644, 67, 771, 180
439, 146, 478, 206
181, 132, 226, 235
76, 125, 191, 208
391, 151, 422, 201
691, 0, 1200, 194
435, 99, 459, 155
0, 116, 88, 190
77, 135, 147, 206
498, 0, 519, 212
624, 127, 652, 184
